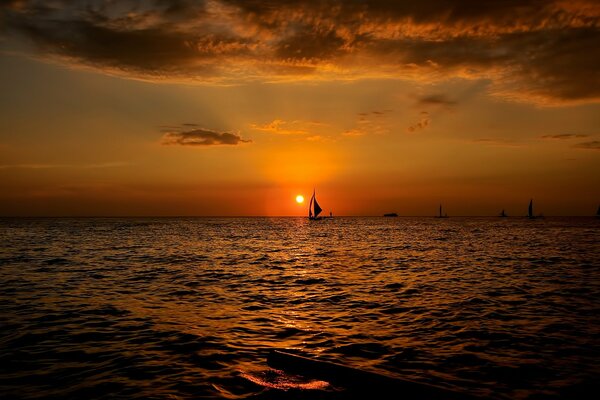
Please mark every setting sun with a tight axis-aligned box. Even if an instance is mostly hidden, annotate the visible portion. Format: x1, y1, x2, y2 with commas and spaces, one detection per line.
296, 195, 304, 204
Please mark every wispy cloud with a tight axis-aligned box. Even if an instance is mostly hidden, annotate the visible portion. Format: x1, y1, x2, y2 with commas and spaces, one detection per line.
0, 162, 131, 169
161, 126, 251, 146
540, 133, 590, 140
250, 119, 312, 135
343, 109, 393, 137
407, 111, 430, 133
1, 1, 598, 105
470, 138, 522, 147
357, 110, 392, 119
573, 140, 600, 150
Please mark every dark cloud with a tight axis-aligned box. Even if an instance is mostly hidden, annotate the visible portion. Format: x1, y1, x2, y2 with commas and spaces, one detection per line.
573, 141, 600, 150
358, 110, 392, 119
495, 28, 600, 103
417, 94, 458, 107
1, 0, 599, 103
161, 127, 251, 146
540, 134, 590, 140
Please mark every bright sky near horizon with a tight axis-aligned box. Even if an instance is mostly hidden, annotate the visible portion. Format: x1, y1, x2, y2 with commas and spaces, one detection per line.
0, 0, 599, 216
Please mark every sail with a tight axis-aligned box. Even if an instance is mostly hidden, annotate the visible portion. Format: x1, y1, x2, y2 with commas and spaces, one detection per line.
308, 189, 325, 219
313, 196, 322, 217
528, 199, 533, 218
597, 205, 600, 216
439, 204, 442, 217
308, 189, 323, 218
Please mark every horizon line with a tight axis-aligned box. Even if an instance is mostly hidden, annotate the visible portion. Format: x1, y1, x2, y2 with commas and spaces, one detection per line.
0, 215, 597, 218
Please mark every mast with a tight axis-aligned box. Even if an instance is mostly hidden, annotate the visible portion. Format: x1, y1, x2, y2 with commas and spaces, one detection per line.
308, 191, 314, 218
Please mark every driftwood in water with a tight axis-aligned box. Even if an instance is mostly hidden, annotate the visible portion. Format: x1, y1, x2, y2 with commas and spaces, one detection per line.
267, 350, 478, 399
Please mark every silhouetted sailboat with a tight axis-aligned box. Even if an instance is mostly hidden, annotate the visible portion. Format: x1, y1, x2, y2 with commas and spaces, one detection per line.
528, 199, 535, 219
499, 209, 507, 217
596, 205, 600, 218
308, 189, 324, 220
527, 199, 543, 219
435, 204, 448, 218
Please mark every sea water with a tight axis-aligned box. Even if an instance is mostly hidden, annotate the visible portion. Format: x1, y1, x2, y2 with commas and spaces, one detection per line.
1, 217, 599, 399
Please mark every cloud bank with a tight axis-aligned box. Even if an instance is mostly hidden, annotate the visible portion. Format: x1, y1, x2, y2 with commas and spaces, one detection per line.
1, 0, 599, 104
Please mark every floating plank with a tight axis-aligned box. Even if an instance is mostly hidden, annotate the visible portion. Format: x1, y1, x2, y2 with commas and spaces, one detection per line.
267, 350, 479, 399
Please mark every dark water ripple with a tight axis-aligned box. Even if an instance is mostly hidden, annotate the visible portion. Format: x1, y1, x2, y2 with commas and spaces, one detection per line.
1, 217, 599, 399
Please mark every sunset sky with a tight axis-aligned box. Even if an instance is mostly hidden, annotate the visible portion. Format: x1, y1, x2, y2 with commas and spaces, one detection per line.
1, 0, 599, 216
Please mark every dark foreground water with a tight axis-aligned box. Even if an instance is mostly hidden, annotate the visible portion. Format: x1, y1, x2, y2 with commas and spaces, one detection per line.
1, 217, 599, 399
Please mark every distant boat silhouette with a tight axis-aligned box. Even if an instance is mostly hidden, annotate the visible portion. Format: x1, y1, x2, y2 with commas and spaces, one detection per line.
596, 205, 600, 218
383, 213, 398, 217
435, 204, 448, 218
528, 199, 535, 219
309, 189, 331, 220
499, 209, 507, 217
527, 199, 543, 219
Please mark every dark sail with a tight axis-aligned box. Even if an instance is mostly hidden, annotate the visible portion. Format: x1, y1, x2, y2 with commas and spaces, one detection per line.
313, 196, 322, 218
308, 189, 324, 219
439, 204, 442, 218
528, 199, 533, 218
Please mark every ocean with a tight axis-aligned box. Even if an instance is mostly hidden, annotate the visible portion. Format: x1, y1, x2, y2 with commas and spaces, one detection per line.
1, 217, 599, 399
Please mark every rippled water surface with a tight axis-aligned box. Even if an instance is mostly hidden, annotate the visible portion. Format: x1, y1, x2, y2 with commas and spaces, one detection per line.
1, 217, 599, 399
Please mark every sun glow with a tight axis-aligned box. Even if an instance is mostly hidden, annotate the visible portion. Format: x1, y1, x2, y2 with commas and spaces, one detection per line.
296, 195, 304, 204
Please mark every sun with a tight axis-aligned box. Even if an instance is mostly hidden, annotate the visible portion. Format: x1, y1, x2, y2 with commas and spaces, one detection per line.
296, 195, 304, 204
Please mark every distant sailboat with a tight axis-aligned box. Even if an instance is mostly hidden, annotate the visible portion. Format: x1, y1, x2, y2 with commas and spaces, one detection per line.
527, 199, 543, 219
435, 204, 448, 218
308, 189, 329, 220
499, 209, 507, 218
596, 205, 600, 218
528, 199, 535, 219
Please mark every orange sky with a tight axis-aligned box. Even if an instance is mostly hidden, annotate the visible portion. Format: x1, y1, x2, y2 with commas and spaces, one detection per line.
0, 1, 599, 216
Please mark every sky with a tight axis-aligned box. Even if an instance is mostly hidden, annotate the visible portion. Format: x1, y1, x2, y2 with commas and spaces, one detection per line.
0, 0, 599, 216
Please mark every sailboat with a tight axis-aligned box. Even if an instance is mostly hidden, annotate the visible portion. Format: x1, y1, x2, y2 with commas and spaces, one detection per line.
499, 209, 507, 217
308, 189, 327, 220
596, 205, 600, 218
434, 204, 448, 218
527, 199, 543, 219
